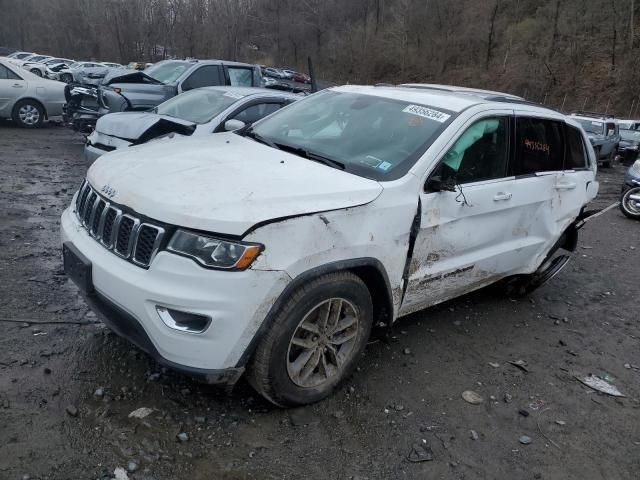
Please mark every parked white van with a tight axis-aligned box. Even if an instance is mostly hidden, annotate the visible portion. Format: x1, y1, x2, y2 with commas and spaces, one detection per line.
61, 85, 598, 406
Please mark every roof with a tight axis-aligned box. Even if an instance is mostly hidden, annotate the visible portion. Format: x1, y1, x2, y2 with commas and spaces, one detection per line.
154, 58, 259, 68
400, 83, 524, 100
331, 85, 557, 116
199, 85, 299, 99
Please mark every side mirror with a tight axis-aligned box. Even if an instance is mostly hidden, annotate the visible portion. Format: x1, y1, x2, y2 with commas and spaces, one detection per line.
426, 176, 457, 193
224, 119, 246, 132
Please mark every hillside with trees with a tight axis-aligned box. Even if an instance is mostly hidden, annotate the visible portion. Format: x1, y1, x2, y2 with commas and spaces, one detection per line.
1, 0, 639, 116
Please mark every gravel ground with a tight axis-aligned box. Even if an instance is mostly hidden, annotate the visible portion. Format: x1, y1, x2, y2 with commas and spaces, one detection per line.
0, 121, 639, 480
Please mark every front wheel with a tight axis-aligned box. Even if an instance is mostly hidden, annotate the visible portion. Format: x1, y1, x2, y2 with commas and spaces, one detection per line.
247, 272, 373, 407
60, 73, 73, 83
620, 187, 640, 219
30, 68, 42, 77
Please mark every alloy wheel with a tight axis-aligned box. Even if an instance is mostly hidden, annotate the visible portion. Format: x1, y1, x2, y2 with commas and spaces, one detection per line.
18, 104, 40, 126
286, 298, 359, 388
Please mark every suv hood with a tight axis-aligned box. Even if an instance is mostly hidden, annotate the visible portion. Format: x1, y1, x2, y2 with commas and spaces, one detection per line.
87, 133, 383, 235
95, 112, 196, 142
102, 70, 162, 86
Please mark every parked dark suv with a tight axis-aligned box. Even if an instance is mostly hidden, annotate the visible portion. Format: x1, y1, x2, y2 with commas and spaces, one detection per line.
98, 59, 263, 116
570, 112, 620, 168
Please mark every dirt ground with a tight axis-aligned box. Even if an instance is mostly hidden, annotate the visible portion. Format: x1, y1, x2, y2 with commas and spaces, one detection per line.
0, 120, 639, 480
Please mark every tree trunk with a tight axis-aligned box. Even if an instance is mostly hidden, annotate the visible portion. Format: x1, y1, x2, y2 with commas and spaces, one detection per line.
486, 1, 499, 70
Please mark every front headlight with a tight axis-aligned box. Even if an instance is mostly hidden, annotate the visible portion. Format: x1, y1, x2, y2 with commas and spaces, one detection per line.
167, 229, 263, 270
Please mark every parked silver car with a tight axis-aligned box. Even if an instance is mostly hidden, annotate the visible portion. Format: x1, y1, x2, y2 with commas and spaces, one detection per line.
85, 86, 299, 161
53, 61, 110, 84
0, 59, 66, 127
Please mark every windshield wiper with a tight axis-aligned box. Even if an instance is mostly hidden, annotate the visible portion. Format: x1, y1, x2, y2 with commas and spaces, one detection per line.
244, 128, 280, 150
273, 143, 346, 170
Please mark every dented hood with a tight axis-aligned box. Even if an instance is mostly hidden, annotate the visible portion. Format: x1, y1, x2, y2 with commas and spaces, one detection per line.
87, 133, 383, 235
95, 112, 196, 141
102, 69, 161, 85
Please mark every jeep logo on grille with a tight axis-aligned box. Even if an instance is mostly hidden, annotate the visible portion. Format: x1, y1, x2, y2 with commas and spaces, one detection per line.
101, 185, 117, 198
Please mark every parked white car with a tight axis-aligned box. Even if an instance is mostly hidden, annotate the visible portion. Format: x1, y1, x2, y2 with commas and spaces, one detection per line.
25, 57, 74, 77
0, 58, 66, 127
61, 85, 598, 406
85, 86, 299, 161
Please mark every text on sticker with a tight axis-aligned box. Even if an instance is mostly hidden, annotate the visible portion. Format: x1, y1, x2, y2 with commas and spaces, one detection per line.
402, 105, 451, 123
524, 139, 550, 154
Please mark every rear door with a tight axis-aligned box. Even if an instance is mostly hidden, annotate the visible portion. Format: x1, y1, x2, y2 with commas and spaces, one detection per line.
0, 64, 25, 115
224, 66, 256, 86
509, 112, 567, 270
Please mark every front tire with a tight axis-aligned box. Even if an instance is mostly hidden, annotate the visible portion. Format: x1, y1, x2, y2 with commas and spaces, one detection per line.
30, 68, 42, 77
12, 100, 44, 128
620, 187, 640, 219
60, 73, 73, 83
247, 272, 373, 407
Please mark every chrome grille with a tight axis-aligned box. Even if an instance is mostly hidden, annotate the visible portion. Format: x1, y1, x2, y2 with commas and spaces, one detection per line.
74, 180, 165, 268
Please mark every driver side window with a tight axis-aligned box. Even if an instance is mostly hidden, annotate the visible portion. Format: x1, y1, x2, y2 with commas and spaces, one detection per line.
430, 117, 509, 187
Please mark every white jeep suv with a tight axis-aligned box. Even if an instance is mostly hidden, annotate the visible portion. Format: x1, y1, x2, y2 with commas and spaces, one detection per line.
61, 85, 598, 406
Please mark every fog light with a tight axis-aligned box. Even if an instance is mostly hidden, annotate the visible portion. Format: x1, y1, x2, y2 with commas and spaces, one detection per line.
156, 306, 211, 334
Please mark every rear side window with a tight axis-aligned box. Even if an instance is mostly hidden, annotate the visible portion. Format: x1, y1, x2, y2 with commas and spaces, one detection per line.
228, 67, 253, 86
514, 117, 564, 175
0, 64, 21, 80
182, 65, 223, 91
565, 125, 588, 169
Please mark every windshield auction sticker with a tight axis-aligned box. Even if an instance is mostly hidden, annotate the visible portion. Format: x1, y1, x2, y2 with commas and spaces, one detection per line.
403, 105, 450, 123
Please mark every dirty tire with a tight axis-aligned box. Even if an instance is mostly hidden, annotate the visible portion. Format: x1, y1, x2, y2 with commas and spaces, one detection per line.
29, 68, 42, 77
247, 272, 373, 407
620, 186, 640, 219
12, 100, 44, 128
60, 73, 73, 83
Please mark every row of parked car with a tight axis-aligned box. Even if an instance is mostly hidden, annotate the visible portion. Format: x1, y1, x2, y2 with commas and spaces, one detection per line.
4, 50, 126, 83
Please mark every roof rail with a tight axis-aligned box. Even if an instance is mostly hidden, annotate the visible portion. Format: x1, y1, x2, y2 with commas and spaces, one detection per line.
570, 110, 615, 119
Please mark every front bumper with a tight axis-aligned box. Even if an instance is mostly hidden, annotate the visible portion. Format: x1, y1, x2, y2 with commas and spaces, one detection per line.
84, 144, 106, 163
61, 207, 291, 377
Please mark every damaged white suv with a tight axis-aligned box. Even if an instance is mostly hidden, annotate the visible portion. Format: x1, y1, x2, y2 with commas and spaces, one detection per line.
61, 85, 598, 406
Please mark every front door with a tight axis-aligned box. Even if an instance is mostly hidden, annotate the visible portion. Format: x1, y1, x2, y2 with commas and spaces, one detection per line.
400, 114, 527, 316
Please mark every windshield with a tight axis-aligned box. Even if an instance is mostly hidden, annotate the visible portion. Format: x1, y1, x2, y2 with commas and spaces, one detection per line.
620, 129, 640, 141
250, 90, 455, 180
67, 62, 82, 69
575, 118, 604, 135
144, 61, 190, 84
156, 89, 243, 124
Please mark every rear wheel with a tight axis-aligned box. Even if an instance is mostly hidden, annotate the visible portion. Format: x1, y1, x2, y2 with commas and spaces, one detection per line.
29, 68, 42, 77
12, 100, 44, 128
500, 245, 572, 297
60, 73, 73, 83
247, 272, 373, 407
620, 186, 640, 219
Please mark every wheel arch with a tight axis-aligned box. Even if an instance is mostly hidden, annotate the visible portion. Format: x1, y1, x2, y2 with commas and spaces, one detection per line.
236, 258, 393, 368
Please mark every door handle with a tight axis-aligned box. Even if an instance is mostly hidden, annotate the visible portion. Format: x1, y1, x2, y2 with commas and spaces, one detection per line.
493, 192, 512, 201
12, 84, 23, 88
555, 182, 577, 191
